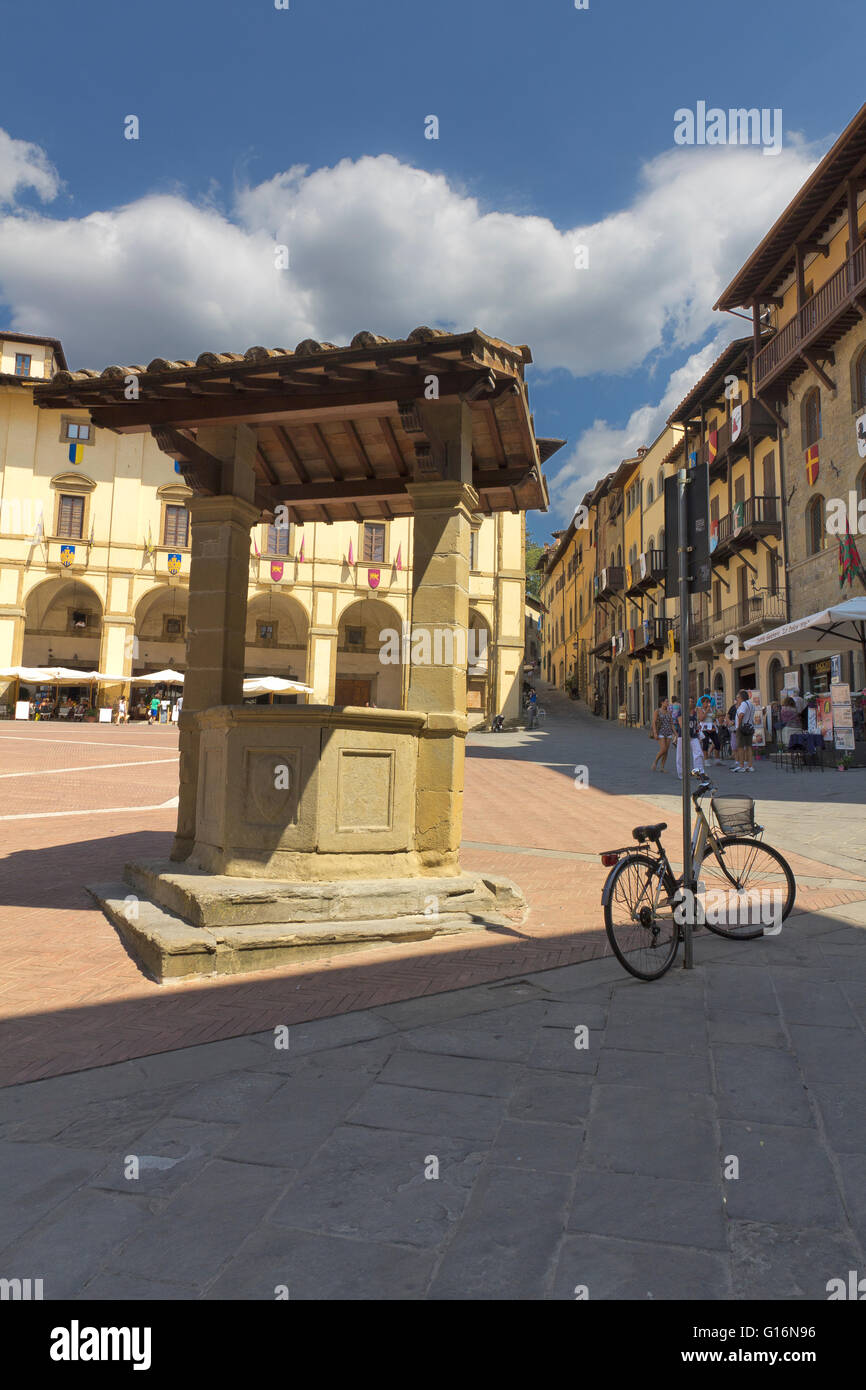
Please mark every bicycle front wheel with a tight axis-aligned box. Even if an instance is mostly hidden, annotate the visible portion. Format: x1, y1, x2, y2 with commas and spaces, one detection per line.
603, 853, 679, 981
699, 836, 796, 939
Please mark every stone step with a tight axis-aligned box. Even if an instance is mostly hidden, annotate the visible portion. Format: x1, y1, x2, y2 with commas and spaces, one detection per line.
87, 882, 509, 983
123, 859, 524, 929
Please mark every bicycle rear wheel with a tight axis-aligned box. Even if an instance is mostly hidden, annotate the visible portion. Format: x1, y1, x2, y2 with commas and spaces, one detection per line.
604, 852, 679, 980
699, 836, 795, 939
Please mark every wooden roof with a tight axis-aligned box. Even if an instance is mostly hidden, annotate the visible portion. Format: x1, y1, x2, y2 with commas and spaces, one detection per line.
715, 103, 866, 309
34, 327, 559, 522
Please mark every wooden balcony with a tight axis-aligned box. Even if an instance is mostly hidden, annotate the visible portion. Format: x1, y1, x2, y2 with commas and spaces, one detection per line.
705, 399, 776, 479
625, 549, 665, 595
755, 243, 866, 394
691, 592, 787, 653
633, 616, 673, 654
595, 566, 624, 600
712, 495, 781, 562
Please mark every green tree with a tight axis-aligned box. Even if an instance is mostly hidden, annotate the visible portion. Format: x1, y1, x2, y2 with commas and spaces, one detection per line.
525, 535, 545, 598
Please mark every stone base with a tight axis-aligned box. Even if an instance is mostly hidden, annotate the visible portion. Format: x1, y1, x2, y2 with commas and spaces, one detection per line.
87, 864, 526, 983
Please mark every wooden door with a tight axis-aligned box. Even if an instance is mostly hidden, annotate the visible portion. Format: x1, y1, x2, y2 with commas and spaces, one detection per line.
335, 678, 371, 706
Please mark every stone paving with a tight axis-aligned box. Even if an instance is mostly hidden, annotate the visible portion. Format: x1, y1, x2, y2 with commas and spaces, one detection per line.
2, 914, 865, 1300
2, 696, 864, 1083
1, 692, 865, 1298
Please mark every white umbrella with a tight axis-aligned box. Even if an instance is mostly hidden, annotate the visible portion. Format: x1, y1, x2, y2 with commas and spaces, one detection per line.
744, 596, 866, 670
242, 676, 314, 696
130, 669, 185, 684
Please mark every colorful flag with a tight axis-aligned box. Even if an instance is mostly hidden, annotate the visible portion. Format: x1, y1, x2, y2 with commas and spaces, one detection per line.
707, 429, 717, 465
167, 553, 182, 575
730, 405, 742, 442
270, 560, 284, 583
144, 524, 155, 559
297, 533, 305, 563
689, 451, 698, 468
348, 538, 354, 566
395, 544, 402, 571
839, 529, 866, 589
368, 568, 381, 589
805, 444, 819, 486
68, 442, 84, 465
60, 544, 75, 567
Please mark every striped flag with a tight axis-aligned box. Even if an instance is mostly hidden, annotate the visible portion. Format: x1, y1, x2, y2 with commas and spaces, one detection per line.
707, 429, 717, 465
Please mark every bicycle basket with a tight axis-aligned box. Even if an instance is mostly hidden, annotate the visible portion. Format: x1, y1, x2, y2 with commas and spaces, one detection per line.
711, 796, 757, 836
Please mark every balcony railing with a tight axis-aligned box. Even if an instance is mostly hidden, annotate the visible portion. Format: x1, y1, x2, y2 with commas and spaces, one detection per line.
755, 243, 866, 391
713, 495, 781, 558
626, 549, 665, 594
692, 591, 787, 648
596, 566, 624, 599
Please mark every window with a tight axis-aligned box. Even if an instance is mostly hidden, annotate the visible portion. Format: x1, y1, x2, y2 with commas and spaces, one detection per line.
363, 523, 386, 563
258, 622, 275, 644
346, 625, 365, 647
63, 421, 91, 443
657, 470, 664, 498
265, 523, 290, 556
802, 388, 822, 448
57, 494, 84, 539
164, 616, 185, 638
469, 530, 478, 571
806, 495, 825, 555
853, 347, 866, 410
767, 550, 780, 595
14, 353, 31, 377
163, 504, 189, 548
70, 610, 88, 631
646, 481, 654, 507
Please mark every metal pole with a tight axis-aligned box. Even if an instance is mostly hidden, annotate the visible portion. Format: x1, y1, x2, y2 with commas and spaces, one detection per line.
678, 465, 694, 969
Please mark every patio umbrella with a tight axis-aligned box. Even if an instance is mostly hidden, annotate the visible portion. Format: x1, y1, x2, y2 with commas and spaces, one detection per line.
242, 676, 314, 696
129, 669, 185, 683
743, 596, 866, 674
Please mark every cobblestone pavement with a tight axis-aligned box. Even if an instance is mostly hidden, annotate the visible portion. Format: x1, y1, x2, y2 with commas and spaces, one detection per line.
1, 701, 864, 1084
1, 701, 865, 1298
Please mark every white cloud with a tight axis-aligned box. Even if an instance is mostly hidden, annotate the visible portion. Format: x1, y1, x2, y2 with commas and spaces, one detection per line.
0, 133, 821, 375
0, 129, 60, 208
547, 334, 734, 520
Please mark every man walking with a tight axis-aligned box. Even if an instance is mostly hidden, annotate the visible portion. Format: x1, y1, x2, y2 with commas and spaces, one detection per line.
732, 688, 756, 774
527, 687, 539, 729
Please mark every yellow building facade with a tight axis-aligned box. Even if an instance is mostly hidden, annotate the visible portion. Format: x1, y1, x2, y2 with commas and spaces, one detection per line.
0, 331, 529, 723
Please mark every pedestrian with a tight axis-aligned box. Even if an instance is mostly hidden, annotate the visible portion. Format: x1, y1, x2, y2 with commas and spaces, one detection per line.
674, 699, 705, 779
650, 695, 673, 771
699, 697, 720, 761
117, 695, 127, 724
527, 687, 539, 728
148, 694, 160, 725
732, 688, 756, 773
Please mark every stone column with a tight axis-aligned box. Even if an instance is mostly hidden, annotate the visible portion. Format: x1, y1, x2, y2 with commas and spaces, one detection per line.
172, 424, 260, 861
405, 395, 478, 868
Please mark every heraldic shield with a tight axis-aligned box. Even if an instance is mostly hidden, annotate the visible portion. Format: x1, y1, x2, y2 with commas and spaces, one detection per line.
270, 560, 284, 582
367, 567, 381, 589
60, 544, 75, 567
167, 552, 182, 575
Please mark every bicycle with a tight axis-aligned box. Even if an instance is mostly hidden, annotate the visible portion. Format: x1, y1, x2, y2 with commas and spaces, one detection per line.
598, 773, 795, 981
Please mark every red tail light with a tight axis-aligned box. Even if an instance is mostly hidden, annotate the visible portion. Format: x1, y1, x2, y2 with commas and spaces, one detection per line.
601, 853, 619, 867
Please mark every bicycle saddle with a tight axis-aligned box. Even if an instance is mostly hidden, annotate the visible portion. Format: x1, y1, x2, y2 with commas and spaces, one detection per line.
632, 823, 667, 842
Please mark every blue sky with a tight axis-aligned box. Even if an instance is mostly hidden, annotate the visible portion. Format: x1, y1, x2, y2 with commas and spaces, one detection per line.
0, 0, 860, 533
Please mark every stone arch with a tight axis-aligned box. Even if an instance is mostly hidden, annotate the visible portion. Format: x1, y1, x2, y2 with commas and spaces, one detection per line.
336, 597, 405, 709
245, 591, 310, 681
467, 607, 492, 722
133, 585, 189, 672
22, 575, 104, 669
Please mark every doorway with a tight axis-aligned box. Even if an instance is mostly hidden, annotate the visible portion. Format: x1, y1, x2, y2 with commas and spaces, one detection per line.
335, 678, 372, 706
